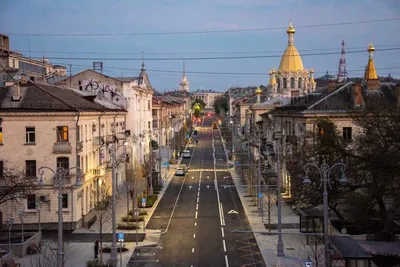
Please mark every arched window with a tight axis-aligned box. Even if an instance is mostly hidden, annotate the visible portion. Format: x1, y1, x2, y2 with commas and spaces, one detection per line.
298, 77, 303, 89
290, 77, 295, 89
283, 78, 287, 89
277, 78, 281, 90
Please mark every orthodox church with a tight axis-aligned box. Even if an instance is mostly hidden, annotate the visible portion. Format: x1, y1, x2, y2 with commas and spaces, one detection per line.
268, 21, 316, 97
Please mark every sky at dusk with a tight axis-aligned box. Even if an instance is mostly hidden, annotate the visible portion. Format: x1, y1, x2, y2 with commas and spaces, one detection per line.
1, 0, 400, 92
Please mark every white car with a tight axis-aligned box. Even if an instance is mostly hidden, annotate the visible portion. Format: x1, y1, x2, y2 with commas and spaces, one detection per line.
183, 150, 191, 158
175, 165, 187, 176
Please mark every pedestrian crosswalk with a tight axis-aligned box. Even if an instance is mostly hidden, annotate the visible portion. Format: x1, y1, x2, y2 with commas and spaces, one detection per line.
188, 168, 228, 172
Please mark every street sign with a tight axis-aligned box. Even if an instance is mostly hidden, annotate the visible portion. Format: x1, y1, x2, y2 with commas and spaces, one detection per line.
305, 261, 312, 267
162, 162, 169, 167
117, 232, 124, 242
258, 193, 263, 198
142, 198, 146, 208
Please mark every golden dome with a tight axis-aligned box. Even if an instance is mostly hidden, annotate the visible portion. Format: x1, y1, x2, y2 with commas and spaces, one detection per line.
279, 21, 304, 72
368, 43, 375, 52
287, 21, 295, 34
255, 87, 262, 94
279, 46, 304, 71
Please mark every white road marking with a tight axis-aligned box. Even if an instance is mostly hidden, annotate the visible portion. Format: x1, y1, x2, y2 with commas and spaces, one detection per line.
193, 233, 196, 238
223, 239, 227, 252
194, 222, 197, 226
195, 211, 198, 219
192, 248, 195, 253
225, 255, 229, 267
197, 192, 199, 198
221, 227, 225, 237
196, 203, 198, 210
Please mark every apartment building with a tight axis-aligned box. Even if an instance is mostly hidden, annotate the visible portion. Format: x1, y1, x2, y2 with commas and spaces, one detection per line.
0, 34, 67, 86
0, 77, 127, 229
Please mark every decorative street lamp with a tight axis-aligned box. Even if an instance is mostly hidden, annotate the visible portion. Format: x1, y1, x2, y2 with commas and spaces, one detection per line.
263, 131, 285, 257
38, 166, 83, 267
18, 211, 25, 243
302, 161, 347, 267
36, 201, 42, 233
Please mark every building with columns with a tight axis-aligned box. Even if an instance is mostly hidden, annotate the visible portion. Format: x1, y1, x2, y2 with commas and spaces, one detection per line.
191, 89, 223, 109
268, 21, 316, 98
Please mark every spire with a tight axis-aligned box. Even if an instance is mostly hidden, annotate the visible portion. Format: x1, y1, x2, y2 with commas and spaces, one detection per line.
287, 21, 295, 46
364, 43, 378, 80
183, 61, 186, 77
337, 40, 348, 82
179, 61, 190, 92
141, 51, 145, 71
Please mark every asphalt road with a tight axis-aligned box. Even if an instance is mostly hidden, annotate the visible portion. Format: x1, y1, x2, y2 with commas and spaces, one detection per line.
131, 115, 265, 267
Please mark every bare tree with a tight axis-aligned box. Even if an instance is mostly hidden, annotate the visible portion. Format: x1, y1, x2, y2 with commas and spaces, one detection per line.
0, 161, 37, 205
28, 240, 77, 267
292, 236, 325, 267
120, 166, 134, 226
263, 189, 277, 232
92, 184, 111, 264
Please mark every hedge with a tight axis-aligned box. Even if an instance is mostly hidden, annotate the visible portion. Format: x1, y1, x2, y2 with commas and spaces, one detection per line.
137, 194, 158, 208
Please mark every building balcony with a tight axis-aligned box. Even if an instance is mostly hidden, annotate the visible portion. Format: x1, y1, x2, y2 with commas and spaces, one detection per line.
93, 137, 105, 148
53, 142, 72, 154
92, 165, 107, 177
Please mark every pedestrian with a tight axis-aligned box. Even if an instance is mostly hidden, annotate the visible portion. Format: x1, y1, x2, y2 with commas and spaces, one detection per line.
94, 240, 99, 259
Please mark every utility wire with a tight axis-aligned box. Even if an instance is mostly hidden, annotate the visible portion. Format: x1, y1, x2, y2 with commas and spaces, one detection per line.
27, 47, 400, 62
5, 18, 400, 36
12, 44, 400, 56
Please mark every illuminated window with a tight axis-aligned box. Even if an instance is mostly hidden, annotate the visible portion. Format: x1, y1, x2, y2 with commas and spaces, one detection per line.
57, 126, 69, 142
0, 125, 3, 144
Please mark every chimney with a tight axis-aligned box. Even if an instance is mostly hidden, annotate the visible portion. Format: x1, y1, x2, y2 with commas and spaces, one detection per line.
394, 84, 400, 106
328, 80, 336, 92
351, 83, 362, 107
12, 82, 21, 101
20, 73, 28, 85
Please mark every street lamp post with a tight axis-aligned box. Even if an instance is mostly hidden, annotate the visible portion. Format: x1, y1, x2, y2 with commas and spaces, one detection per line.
38, 166, 83, 267
36, 201, 42, 233
6, 217, 14, 253
18, 211, 25, 243
263, 131, 285, 257
302, 161, 347, 267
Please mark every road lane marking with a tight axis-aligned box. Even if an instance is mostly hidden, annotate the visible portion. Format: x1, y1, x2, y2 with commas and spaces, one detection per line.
194, 222, 197, 226
196, 203, 198, 210
193, 233, 196, 238
223, 239, 226, 252
195, 211, 198, 219
225, 255, 229, 267
192, 248, 195, 253
221, 227, 225, 237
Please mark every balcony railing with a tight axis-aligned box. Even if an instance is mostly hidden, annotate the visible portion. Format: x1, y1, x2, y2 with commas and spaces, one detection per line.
92, 165, 106, 176
53, 142, 72, 154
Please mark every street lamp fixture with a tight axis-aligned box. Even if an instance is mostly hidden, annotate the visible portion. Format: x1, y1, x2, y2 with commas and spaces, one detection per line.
38, 166, 83, 267
302, 161, 347, 267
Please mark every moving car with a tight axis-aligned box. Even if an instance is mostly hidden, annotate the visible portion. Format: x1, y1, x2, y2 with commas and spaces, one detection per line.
175, 165, 187, 176
183, 150, 191, 158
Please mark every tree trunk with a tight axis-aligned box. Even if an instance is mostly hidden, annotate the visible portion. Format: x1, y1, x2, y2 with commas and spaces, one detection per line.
100, 220, 103, 264
377, 197, 388, 221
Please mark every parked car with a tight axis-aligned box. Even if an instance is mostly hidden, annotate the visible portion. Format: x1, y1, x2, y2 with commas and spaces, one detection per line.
175, 165, 187, 176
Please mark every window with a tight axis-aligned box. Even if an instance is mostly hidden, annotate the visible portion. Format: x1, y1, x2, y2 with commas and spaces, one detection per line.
77, 125, 80, 142
152, 110, 157, 116
25, 127, 36, 143
57, 157, 69, 170
62, 194, 68, 209
0, 160, 3, 178
148, 121, 151, 129
0, 125, 3, 144
298, 77, 303, 89
27, 194, 36, 210
283, 78, 287, 89
56, 126, 69, 142
148, 100, 151, 110
343, 127, 352, 140
290, 77, 295, 89
78, 81, 82, 91
26, 160, 36, 177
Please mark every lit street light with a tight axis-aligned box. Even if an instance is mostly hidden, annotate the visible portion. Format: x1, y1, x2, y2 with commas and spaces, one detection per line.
302, 161, 347, 267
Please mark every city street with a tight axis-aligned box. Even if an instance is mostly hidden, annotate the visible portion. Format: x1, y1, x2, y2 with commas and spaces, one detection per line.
140, 116, 265, 267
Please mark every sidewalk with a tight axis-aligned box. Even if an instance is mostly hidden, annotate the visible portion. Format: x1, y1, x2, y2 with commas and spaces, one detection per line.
219, 130, 305, 266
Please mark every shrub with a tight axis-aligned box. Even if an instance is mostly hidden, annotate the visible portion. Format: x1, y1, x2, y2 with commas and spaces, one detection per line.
117, 223, 140, 230
121, 215, 144, 222
137, 194, 158, 208
101, 246, 129, 253
86, 259, 106, 267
